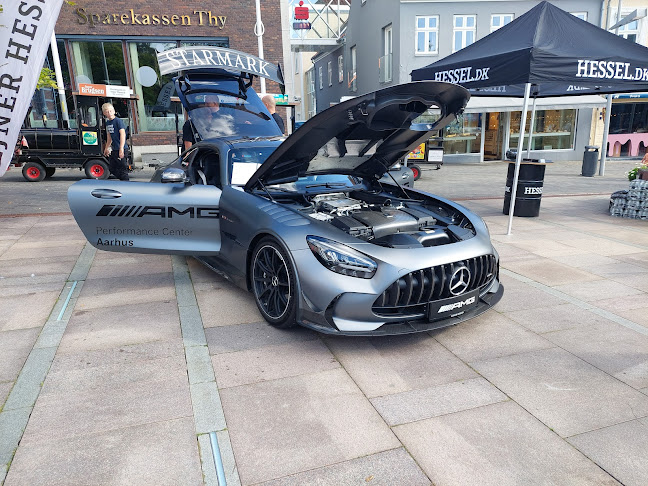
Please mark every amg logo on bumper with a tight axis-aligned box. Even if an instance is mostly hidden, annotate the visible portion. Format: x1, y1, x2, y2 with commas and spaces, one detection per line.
438, 296, 476, 313
96, 205, 219, 219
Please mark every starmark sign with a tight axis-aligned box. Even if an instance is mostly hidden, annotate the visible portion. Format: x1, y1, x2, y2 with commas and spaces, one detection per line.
576, 60, 648, 81
156, 47, 284, 85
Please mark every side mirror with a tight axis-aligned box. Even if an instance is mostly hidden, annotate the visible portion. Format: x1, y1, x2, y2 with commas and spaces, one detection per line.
161, 167, 187, 184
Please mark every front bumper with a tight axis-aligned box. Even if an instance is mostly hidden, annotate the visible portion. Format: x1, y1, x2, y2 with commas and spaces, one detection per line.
298, 278, 503, 336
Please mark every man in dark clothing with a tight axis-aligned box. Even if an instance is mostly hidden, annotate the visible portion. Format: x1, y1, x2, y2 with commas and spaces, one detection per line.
183, 95, 221, 150
102, 103, 129, 181
262, 94, 285, 134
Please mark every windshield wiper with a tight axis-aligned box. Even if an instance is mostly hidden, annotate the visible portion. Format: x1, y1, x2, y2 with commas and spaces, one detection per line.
305, 182, 347, 189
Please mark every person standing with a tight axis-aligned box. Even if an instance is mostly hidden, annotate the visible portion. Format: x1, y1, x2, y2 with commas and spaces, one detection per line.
183, 95, 221, 150
262, 94, 285, 134
102, 102, 129, 181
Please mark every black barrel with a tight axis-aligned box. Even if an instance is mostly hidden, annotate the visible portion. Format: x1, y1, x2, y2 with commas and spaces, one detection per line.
503, 162, 546, 217
581, 146, 599, 177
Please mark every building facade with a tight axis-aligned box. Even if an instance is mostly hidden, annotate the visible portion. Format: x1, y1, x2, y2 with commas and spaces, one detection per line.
599, 0, 648, 158
310, 0, 646, 162
32, 0, 289, 158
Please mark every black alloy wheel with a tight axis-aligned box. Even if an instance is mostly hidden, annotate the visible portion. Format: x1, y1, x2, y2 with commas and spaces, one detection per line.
251, 237, 297, 328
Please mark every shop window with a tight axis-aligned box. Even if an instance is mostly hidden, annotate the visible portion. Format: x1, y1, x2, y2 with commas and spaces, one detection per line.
71, 41, 127, 87
453, 15, 476, 52
29, 41, 72, 129
442, 113, 482, 154
129, 41, 178, 132
610, 103, 648, 134
509, 109, 576, 151
415, 16, 438, 55
491, 14, 513, 32
70, 40, 129, 124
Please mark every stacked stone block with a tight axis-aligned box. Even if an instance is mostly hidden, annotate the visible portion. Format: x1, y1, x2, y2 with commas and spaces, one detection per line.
610, 179, 648, 219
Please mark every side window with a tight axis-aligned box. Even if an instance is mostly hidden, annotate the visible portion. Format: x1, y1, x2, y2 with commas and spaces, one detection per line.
192, 150, 221, 187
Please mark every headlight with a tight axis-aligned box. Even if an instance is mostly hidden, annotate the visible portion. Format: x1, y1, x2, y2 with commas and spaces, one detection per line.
306, 236, 377, 279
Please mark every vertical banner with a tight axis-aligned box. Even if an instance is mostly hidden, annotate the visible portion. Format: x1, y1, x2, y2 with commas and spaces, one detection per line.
0, 0, 64, 177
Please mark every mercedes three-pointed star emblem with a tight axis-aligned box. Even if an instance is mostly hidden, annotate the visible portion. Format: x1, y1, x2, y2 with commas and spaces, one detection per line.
449, 266, 471, 295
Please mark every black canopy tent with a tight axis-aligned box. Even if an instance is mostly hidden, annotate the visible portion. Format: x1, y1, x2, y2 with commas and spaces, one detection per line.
411, 1, 648, 234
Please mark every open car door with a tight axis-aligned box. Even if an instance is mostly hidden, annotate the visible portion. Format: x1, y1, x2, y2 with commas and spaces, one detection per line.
68, 180, 222, 255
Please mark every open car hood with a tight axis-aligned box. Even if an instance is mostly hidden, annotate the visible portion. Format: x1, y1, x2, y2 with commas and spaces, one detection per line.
245, 81, 469, 190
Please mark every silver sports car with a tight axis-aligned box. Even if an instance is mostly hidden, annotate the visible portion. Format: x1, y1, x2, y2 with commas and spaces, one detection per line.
68, 48, 502, 335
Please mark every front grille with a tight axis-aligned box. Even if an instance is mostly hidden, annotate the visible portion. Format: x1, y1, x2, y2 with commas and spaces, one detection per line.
372, 255, 497, 317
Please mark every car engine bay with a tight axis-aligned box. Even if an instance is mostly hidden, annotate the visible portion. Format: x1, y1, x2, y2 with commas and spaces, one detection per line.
296, 191, 476, 248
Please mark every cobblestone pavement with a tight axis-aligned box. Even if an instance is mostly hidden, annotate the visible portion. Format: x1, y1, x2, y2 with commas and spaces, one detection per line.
1, 158, 647, 485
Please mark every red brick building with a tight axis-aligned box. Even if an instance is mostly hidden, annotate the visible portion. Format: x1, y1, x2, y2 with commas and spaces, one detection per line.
37, 0, 285, 155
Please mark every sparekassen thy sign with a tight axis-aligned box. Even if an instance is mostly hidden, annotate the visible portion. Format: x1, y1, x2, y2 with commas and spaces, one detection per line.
156, 47, 284, 85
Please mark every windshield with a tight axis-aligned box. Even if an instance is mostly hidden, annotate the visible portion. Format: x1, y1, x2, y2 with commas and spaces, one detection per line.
266, 174, 361, 193
229, 145, 279, 186
185, 81, 282, 140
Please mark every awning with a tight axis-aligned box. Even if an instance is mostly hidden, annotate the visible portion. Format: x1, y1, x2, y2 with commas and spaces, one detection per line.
463, 95, 607, 113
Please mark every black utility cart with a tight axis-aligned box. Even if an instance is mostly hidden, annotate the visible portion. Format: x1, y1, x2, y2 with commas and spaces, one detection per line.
12, 87, 135, 182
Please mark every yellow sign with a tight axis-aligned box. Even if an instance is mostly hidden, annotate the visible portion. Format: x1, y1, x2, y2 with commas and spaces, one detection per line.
408, 143, 425, 160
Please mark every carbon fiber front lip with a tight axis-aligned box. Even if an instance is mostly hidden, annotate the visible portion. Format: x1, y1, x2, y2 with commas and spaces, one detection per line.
299, 282, 504, 336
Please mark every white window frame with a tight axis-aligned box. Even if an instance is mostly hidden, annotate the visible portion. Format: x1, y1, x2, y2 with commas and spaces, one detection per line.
618, 14, 639, 42
570, 12, 588, 22
350, 45, 357, 92
381, 24, 393, 83
327, 61, 332, 86
306, 69, 316, 118
453, 14, 476, 53
338, 55, 344, 83
490, 14, 513, 32
415, 15, 439, 55
318, 66, 323, 89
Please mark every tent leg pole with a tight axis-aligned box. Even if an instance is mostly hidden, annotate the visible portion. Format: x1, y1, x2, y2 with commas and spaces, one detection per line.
526, 97, 537, 159
507, 82, 531, 236
599, 94, 612, 177
480, 112, 486, 163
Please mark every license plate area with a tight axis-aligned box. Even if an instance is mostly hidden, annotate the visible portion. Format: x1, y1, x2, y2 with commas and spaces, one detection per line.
428, 289, 480, 321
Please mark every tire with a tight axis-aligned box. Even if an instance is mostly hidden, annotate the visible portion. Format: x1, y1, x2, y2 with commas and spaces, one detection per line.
410, 164, 422, 181
250, 237, 298, 328
45, 167, 56, 178
22, 162, 46, 182
85, 159, 109, 180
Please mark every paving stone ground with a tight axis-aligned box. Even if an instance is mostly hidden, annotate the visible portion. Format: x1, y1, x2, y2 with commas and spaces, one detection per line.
1, 159, 647, 485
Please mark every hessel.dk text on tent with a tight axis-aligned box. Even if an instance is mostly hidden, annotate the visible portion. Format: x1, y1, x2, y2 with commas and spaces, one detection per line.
576, 60, 648, 81
432, 67, 490, 84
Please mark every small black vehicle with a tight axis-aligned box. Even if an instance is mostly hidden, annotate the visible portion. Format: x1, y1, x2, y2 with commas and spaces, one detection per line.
12, 93, 133, 182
